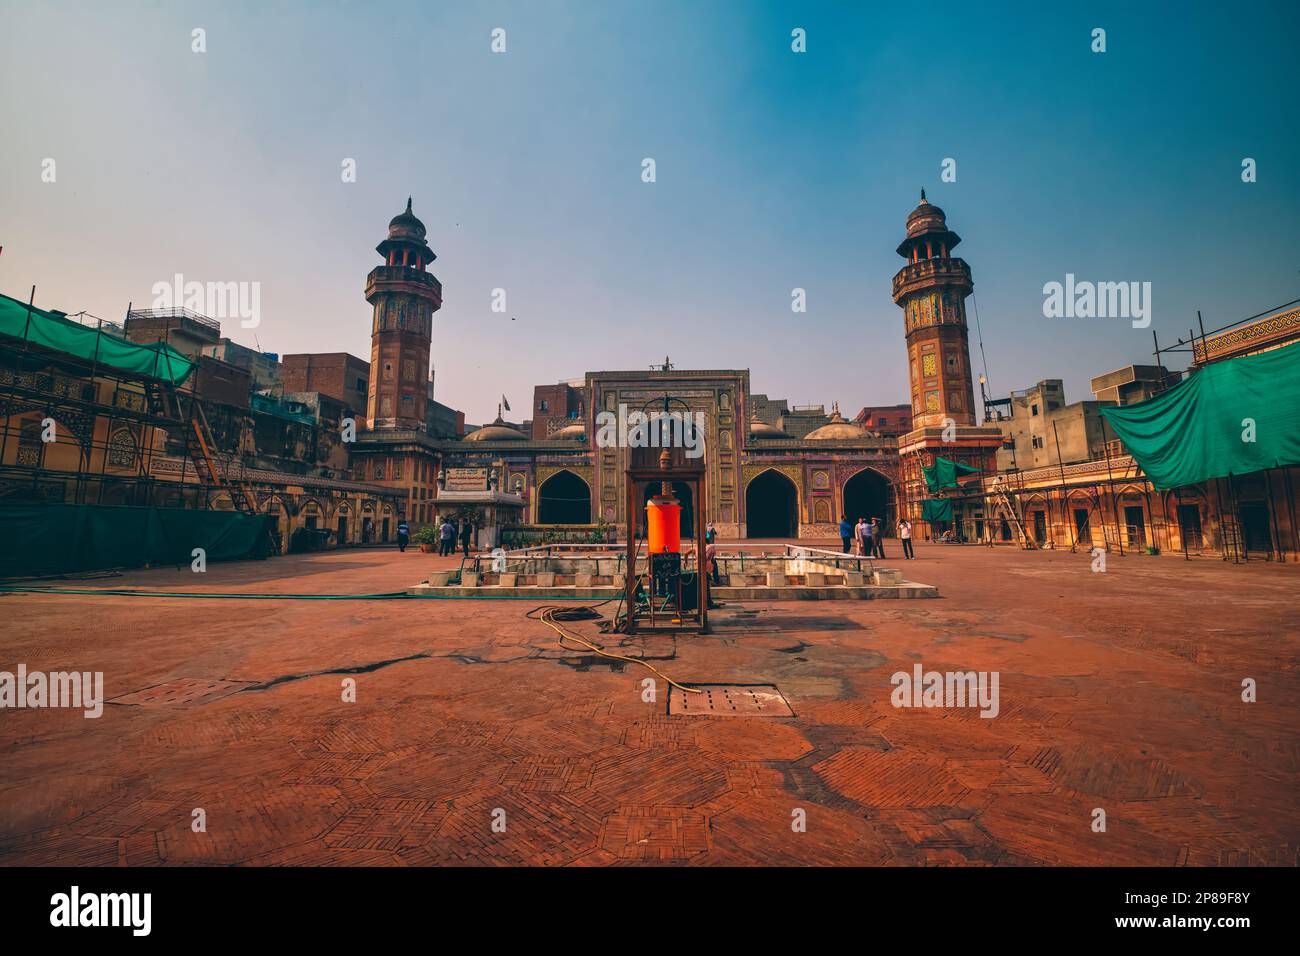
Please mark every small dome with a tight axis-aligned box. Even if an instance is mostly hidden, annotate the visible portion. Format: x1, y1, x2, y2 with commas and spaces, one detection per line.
551, 422, 586, 440
749, 416, 789, 439
376, 197, 436, 265
905, 189, 948, 237
805, 405, 874, 441
388, 196, 427, 241
464, 416, 527, 442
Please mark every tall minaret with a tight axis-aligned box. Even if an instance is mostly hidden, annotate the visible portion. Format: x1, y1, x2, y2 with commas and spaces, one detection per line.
365, 198, 442, 431
892, 192, 1003, 530
892, 189, 977, 428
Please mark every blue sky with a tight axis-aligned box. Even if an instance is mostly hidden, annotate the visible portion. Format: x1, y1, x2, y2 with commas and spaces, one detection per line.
2, 0, 1297, 424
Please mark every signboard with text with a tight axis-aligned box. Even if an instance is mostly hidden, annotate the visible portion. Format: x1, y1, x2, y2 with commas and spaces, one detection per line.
444, 467, 488, 492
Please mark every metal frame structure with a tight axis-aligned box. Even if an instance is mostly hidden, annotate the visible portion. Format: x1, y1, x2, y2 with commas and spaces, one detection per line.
0, 289, 250, 512
622, 398, 709, 635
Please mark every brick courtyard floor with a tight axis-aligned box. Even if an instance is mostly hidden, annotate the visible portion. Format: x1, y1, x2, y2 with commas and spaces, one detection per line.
1, 541, 1297, 866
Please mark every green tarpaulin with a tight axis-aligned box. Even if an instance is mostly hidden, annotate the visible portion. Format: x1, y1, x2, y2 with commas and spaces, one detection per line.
0, 291, 195, 384
0, 504, 275, 577
923, 456, 981, 493
921, 499, 953, 522
1100, 340, 1300, 490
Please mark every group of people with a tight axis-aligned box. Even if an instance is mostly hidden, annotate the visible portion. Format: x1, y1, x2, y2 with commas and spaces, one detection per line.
393, 517, 474, 556
838, 515, 915, 560
437, 518, 474, 556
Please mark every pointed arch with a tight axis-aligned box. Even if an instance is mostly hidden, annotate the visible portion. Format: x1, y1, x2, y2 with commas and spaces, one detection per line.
537, 469, 591, 524
745, 467, 798, 538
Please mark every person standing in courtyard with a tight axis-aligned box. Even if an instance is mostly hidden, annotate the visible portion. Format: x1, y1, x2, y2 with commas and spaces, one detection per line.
871, 517, 886, 559
898, 517, 914, 560
705, 522, 716, 544
839, 514, 853, 553
439, 517, 455, 556
396, 517, 410, 553
459, 519, 473, 557
856, 516, 871, 557
705, 540, 720, 586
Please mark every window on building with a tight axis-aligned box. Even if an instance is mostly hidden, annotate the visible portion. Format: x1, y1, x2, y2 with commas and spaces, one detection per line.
1031, 404, 1039, 416
1031, 436, 1044, 449
877, 417, 887, 426
108, 427, 137, 468
17, 419, 42, 467
539, 400, 548, 412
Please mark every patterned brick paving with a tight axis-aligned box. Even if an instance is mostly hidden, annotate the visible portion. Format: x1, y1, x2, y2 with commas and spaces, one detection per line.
0, 543, 1297, 866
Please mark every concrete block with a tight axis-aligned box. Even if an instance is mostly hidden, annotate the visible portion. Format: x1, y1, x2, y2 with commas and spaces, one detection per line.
460, 572, 480, 587
497, 573, 516, 587
575, 572, 593, 587
766, 571, 787, 588
534, 572, 556, 587
805, 571, 825, 587
873, 568, 903, 585
427, 571, 452, 587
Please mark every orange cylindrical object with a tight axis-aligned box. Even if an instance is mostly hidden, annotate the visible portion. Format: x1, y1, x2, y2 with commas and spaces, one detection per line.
645, 496, 682, 553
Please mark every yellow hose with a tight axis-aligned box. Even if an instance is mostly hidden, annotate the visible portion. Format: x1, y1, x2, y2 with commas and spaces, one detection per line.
535, 605, 702, 694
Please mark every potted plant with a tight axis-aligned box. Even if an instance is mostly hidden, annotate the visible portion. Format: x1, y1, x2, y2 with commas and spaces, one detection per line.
413, 525, 439, 552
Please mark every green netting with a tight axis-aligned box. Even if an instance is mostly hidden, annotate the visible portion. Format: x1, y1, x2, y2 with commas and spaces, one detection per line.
921, 499, 953, 522
0, 504, 275, 577
1100, 340, 1300, 490
923, 456, 981, 492
0, 291, 195, 384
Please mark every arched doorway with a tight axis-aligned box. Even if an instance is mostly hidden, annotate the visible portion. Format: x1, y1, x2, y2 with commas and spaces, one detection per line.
746, 469, 797, 538
641, 481, 694, 538
537, 470, 591, 524
842, 469, 893, 533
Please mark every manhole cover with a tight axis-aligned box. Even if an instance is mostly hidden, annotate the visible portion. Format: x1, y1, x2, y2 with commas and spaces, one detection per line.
108, 677, 253, 708
668, 684, 794, 718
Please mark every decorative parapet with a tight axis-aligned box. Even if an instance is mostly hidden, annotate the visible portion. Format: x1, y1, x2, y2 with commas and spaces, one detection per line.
891, 257, 972, 299
1193, 307, 1300, 365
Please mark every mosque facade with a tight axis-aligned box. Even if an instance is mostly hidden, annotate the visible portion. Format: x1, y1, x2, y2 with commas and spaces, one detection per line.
347, 196, 985, 544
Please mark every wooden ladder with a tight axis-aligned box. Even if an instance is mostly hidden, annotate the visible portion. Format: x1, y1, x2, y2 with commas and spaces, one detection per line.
992, 477, 1034, 549
185, 401, 255, 514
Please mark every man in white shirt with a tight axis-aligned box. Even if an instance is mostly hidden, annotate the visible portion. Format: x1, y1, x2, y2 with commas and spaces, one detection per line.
898, 518, 914, 560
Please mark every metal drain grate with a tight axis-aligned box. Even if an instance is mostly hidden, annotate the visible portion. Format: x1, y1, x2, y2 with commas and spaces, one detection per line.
108, 677, 253, 708
668, 683, 794, 718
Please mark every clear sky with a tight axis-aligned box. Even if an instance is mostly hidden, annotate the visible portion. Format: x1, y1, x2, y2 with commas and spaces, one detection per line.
2, 0, 1297, 425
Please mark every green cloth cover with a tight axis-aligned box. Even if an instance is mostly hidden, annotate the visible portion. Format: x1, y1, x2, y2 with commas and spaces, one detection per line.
921, 498, 953, 522
0, 504, 274, 577
1100, 340, 1300, 490
0, 291, 195, 384
923, 456, 981, 492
